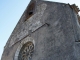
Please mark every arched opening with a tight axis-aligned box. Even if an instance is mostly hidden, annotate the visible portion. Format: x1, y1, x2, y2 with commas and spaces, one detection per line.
24, 2, 35, 21
18, 41, 34, 60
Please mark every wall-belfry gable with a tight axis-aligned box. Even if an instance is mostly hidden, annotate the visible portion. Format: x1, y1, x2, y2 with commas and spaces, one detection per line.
1, 0, 80, 60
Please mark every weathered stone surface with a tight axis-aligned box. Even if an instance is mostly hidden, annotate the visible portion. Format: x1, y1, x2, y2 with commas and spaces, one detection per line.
1, 0, 80, 60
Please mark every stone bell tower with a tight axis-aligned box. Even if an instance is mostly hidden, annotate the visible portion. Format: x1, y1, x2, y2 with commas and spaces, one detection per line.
1, 0, 80, 60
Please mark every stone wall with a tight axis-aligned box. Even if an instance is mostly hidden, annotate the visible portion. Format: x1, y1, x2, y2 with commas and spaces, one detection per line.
1, 0, 80, 60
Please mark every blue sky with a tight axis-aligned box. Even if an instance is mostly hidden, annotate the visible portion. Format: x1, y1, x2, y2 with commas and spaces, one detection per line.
0, 0, 30, 59
0, 0, 80, 59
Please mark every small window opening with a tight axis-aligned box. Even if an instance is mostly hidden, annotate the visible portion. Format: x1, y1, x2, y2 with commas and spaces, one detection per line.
24, 2, 35, 21
29, 11, 33, 16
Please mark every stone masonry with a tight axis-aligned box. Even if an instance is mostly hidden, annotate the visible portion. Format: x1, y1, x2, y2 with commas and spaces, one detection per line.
1, 0, 80, 60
